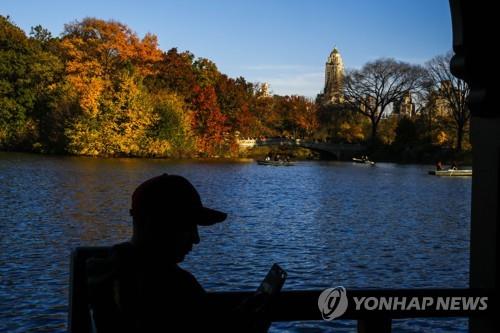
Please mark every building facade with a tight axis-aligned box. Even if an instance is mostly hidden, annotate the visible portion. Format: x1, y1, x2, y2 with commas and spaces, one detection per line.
393, 91, 416, 118
258, 82, 271, 98
317, 47, 344, 105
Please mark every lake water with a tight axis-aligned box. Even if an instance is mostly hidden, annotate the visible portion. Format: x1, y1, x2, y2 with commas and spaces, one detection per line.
0, 152, 471, 332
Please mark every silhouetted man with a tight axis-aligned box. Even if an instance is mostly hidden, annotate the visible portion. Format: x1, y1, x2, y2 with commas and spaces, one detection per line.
87, 174, 270, 332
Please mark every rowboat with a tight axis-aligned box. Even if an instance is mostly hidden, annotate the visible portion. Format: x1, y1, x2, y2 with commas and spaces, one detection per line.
428, 169, 472, 176
352, 158, 375, 166
257, 160, 294, 166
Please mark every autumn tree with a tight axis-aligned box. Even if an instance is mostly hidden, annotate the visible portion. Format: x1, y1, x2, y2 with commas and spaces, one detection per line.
271, 95, 317, 139
288, 96, 318, 138
316, 103, 367, 143
62, 18, 161, 77
146, 48, 197, 99
65, 74, 157, 156
149, 91, 195, 157
344, 58, 426, 144
189, 85, 228, 156
2, 15, 345, 158
193, 58, 220, 88
215, 75, 260, 137
60, 18, 162, 115
249, 93, 276, 137
426, 52, 470, 152
59, 18, 163, 156
336, 120, 366, 143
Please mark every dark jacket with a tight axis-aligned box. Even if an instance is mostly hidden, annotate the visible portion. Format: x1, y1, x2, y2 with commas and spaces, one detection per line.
87, 242, 269, 333
86, 242, 210, 332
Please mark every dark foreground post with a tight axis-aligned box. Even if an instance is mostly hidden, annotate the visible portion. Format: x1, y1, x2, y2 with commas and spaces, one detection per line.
357, 318, 392, 333
450, 1, 496, 332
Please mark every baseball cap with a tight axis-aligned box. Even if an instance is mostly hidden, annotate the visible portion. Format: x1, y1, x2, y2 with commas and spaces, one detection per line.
130, 174, 227, 226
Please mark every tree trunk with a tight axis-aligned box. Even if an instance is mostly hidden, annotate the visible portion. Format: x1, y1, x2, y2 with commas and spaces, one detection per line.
456, 124, 463, 152
370, 119, 378, 145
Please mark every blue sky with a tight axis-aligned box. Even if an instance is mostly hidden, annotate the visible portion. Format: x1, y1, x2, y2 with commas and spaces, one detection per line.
2, 0, 452, 97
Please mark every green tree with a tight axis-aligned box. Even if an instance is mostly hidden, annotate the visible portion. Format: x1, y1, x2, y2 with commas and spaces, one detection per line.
28, 25, 65, 152
0, 16, 63, 151
193, 58, 220, 88
0, 15, 36, 148
150, 91, 195, 156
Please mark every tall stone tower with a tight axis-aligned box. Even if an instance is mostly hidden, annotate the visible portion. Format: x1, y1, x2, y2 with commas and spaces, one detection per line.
318, 47, 344, 105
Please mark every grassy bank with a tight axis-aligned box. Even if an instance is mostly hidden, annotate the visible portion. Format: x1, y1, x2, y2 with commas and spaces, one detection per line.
366, 144, 472, 166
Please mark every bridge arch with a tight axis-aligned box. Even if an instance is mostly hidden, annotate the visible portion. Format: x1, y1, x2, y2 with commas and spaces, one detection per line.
237, 137, 365, 160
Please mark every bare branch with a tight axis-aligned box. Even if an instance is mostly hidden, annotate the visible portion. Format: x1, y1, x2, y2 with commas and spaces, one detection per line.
425, 52, 470, 151
344, 58, 425, 141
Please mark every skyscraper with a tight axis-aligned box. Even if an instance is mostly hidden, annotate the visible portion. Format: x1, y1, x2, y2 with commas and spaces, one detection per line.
317, 47, 344, 105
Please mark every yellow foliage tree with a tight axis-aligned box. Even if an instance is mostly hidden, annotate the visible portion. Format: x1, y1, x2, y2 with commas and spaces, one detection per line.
337, 122, 365, 143
66, 74, 158, 156
60, 18, 163, 156
436, 130, 449, 146
149, 91, 195, 157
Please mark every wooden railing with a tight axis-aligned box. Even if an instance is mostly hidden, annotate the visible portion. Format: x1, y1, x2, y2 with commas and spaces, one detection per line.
206, 288, 494, 333
69, 247, 494, 333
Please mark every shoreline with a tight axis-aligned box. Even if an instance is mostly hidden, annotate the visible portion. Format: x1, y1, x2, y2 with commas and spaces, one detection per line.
0, 149, 472, 167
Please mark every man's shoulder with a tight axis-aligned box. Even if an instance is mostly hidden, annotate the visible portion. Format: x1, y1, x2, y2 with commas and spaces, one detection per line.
172, 265, 206, 294
174, 265, 200, 282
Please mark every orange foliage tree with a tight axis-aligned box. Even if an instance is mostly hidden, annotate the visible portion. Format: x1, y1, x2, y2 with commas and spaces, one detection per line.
190, 85, 229, 156
146, 48, 198, 99
59, 18, 163, 156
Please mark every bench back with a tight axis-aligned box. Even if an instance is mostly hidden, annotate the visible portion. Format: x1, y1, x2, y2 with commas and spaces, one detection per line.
68, 247, 112, 333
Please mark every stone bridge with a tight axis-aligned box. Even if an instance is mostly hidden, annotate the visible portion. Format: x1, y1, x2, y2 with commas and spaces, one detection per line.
237, 138, 366, 159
